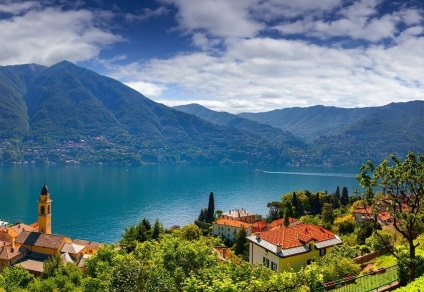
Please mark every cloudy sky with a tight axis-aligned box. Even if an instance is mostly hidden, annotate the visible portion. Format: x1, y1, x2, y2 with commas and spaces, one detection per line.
0, 0, 423, 113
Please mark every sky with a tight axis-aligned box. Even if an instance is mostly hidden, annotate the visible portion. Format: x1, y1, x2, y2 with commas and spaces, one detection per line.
0, 0, 423, 113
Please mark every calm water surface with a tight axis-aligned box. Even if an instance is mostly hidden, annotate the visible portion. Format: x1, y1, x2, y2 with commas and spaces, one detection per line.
0, 165, 361, 243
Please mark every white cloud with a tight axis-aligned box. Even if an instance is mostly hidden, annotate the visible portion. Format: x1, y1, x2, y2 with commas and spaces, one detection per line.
124, 81, 167, 97
110, 31, 424, 113
168, 0, 264, 38
0, 5, 123, 66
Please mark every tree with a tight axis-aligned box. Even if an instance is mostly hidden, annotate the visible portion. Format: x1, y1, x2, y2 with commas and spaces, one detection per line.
198, 208, 207, 222
310, 193, 321, 215
206, 192, 215, 223
341, 186, 349, 206
357, 152, 424, 283
322, 203, 335, 225
267, 201, 283, 221
233, 227, 249, 261
283, 201, 294, 226
331, 186, 341, 208
292, 192, 303, 218
152, 218, 163, 240
181, 224, 202, 241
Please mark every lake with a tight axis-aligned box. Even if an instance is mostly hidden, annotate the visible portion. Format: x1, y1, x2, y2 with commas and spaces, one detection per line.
0, 165, 362, 243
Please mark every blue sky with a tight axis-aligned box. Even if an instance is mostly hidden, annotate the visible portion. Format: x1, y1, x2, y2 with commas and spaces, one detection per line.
0, 0, 423, 113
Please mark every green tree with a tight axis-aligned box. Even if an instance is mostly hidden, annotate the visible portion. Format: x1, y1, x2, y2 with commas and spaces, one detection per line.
152, 219, 164, 240
0, 266, 33, 291
267, 201, 283, 221
292, 192, 303, 218
206, 192, 215, 223
341, 186, 349, 206
181, 224, 202, 241
357, 152, 424, 283
233, 227, 249, 261
322, 203, 335, 225
331, 186, 341, 208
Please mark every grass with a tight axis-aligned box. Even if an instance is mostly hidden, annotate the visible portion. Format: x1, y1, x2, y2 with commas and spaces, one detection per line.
374, 253, 396, 268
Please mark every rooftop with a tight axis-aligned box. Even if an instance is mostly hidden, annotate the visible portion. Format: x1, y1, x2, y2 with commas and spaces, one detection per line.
247, 223, 342, 257
16, 231, 69, 250
213, 218, 250, 229
222, 208, 254, 218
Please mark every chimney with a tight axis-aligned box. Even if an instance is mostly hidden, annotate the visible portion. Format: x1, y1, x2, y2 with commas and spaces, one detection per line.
255, 232, 260, 240
276, 243, 282, 254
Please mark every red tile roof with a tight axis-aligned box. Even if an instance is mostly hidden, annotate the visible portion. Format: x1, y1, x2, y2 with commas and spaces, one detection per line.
258, 223, 336, 249
267, 217, 298, 229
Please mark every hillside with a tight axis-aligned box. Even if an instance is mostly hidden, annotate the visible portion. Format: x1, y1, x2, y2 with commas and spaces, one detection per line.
174, 103, 305, 149
0, 61, 292, 165
239, 101, 424, 166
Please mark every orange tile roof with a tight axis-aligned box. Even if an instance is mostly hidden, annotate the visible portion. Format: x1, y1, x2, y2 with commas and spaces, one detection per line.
250, 220, 267, 228
0, 227, 18, 238
10, 223, 36, 235
268, 217, 298, 229
213, 218, 250, 229
258, 223, 336, 249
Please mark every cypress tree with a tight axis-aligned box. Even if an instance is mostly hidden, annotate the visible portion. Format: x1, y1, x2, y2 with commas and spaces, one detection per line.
206, 192, 215, 223
292, 192, 302, 218
341, 187, 349, 206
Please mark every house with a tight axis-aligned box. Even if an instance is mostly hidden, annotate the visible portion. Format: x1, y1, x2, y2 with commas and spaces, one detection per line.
267, 217, 298, 229
247, 223, 342, 272
250, 220, 268, 233
212, 218, 251, 241
221, 208, 256, 223
0, 246, 28, 271
353, 208, 393, 226
16, 231, 72, 256
72, 239, 103, 255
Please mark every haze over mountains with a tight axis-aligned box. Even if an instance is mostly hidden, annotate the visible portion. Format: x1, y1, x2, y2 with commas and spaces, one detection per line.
0, 61, 423, 166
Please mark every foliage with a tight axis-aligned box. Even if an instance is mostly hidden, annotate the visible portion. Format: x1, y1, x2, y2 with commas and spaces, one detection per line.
120, 218, 153, 252
206, 192, 215, 223
357, 221, 376, 245
322, 203, 335, 224
0, 266, 33, 291
181, 224, 202, 241
366, 230, 393, 252
266, 201, 283, 222
394, 274, 424, 292
233, 227, 249, 261
341, 186, 349, 206
334, 214, 356, 235
315, 245, 360, 283
357, 151, 424, 283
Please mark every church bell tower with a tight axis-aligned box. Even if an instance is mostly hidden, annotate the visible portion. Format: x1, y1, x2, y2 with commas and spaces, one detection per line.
38, 182, 52, 234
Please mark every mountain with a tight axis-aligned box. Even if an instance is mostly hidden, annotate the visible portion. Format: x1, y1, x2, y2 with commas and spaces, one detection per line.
239, 101, 424, 166
0, 61, 294, 165
174, 103, 305, 149
239, 105, 377, 141
0, 64, 46, 138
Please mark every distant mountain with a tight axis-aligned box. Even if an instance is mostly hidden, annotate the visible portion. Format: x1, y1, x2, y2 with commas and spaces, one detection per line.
239, 105, 376, 141
0, 61, 295, 165
174, 103, 305, 149
239, 101, 424, 165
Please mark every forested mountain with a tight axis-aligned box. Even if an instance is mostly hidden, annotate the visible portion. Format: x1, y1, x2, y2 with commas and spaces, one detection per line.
238, 101, 424, 166
0, 61, 298, 165
1, 61, 422, 166
239, 105, 376, 141
174, 103, 305, 149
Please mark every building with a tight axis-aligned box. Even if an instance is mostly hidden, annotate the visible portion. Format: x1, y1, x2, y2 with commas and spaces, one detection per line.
212, 218, 250, 241
247, 223, 342, 272
267, 217, 298, 229
353, 208, 393, 226
221, 208, 256, 223
0, 182, 103, 274
38, 182, 52, 234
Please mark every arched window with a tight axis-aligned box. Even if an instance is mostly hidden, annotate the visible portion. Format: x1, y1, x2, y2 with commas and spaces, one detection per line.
47, 205, 50, 214
40, 206, 45, 215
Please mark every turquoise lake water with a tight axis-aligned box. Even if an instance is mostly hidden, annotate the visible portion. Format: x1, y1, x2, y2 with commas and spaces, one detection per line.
0, 165, 362, 243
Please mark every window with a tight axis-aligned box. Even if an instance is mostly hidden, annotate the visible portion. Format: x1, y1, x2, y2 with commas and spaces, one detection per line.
307, 259, 314, 265
40, 206, 45, 215
47, 205, 50, 214
271, 261, 277, 271
309, 243, 313, 251
263, 257, 270, 268
319, 248, 326, 256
